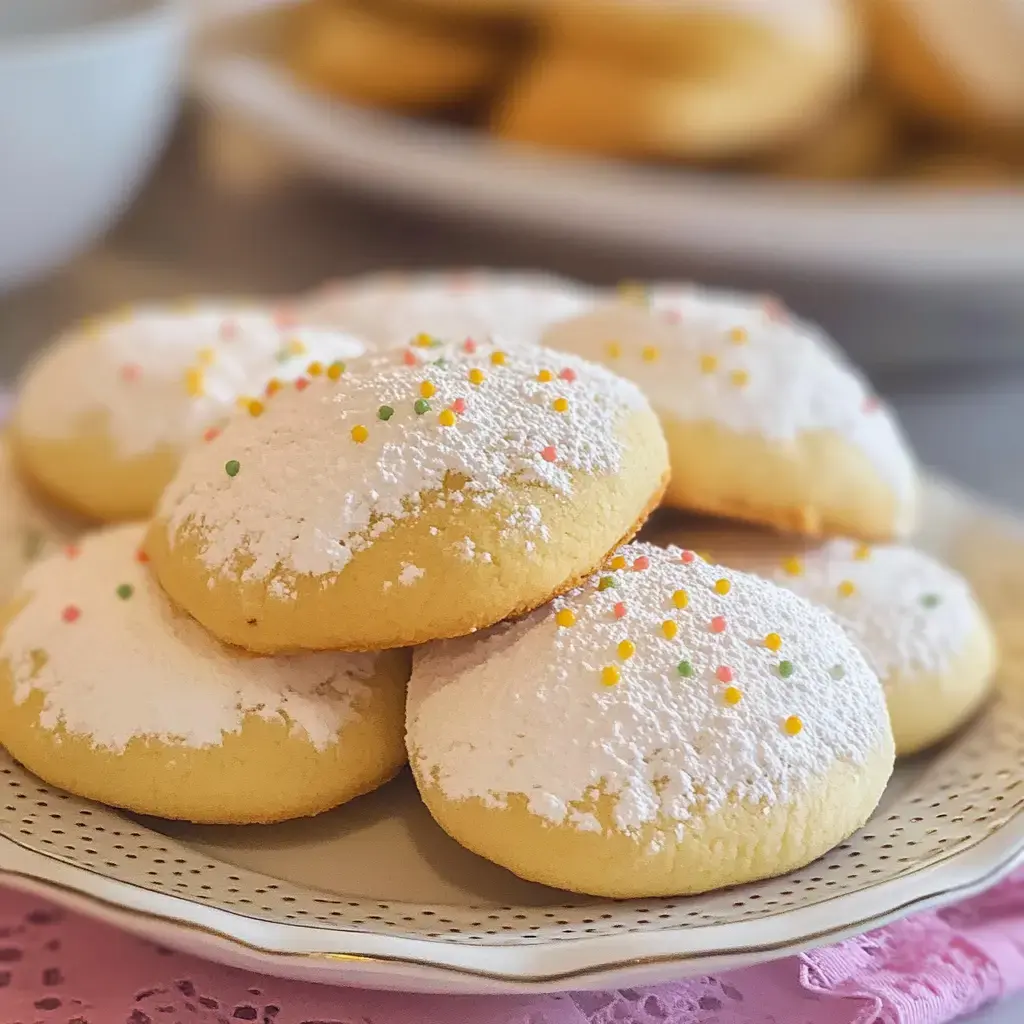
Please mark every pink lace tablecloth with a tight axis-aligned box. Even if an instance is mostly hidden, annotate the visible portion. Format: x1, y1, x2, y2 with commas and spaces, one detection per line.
3, 872, 1024, 1024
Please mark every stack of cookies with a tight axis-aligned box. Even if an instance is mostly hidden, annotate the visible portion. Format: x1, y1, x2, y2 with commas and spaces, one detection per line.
0, 272, 997, 898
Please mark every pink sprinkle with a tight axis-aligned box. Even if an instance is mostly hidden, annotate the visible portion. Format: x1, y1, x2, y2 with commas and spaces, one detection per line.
295, 377, 310, 391
451, 398, 467, 414
710, 615, 727, 634
716, 665, 734, 683
136, 549, 150, 564
463, 338, 477, 354
541, 445, 557, 463
680, 550, 696, 564
614, 602, 627, 619
64, 545, 80, 560
663, 310, 682, 324
863, 396, 879, 413
273, 309, 297, 329
633, 556, 650, 571
203, 427, 220, 443
61, 605, 80, 624
559, 367, 577, 382
120, 363, 141, 383
402, 349, 417, 366
762, 295, 787, 322
219, 319, 238, 340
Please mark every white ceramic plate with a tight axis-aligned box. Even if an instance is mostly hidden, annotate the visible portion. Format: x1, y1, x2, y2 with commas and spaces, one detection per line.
1, 477, 1023, 995
190, 8, 1024, 286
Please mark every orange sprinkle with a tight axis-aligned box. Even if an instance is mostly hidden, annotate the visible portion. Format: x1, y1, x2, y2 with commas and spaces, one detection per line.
641, 345, 659, 362
611, 556, 627, 571
700, 354, 718, 374
724, 686, 743, 705
714, 578, 731, 595
351, 424, 369, 443
661, 620, 678, 640
265, 378, 282, 397
553, 397, 569, 413
781, 556, 803, 577
617, 640, 636, 660
327, 361, 345, 380
184, 367, 204, 397
784, 715, 803, 736
729, 326, 749, 345
420, 380, 436, 399
414, 332, 433, 348
490, 351, 507, 366
672, 589, 689, 609
556, 609, 576, 628
536, 369, 554, 383
730, 369, 750, 388
764, 632, 782, 652
469, 368, 486, 385
837, 580, 856, 598
601, 665, 621, 687
247, 399, 265, 418
438, 409, 456, 427
307, 360, 324, 377
295, 377, 310, 391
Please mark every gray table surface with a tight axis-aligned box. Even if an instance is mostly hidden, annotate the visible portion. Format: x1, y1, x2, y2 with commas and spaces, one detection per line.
1, 111, 1023, 1020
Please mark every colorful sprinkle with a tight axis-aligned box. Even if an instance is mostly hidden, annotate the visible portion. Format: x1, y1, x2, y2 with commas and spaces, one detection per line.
247, 400, 264, 418
921, 593, 942, 608
303, 360, 321, 378
763, 296, 787, 321
661, 620, 678, 640
64, 545, 80, 560
598, 576, 616, 591
781, 556, 803, 577
713, 578, 731, 595
490, 351, 507, 366
553, 397, 569, 413
559, 367, 577, 382
203, 427, 220, 443
556, 609, 577, 628
729, 326, 749, 345
116, 584, 134, 600
378, 405, 394, 421
716, 665, 734, 683
854, 544, 872, 561
606, 342, 622, 359
420, 380, 436, 399
730, 369, 750, 388
700, 354, 718, 374
784, 715, 803, 736
135, 549, 149, 565
184, 368, 204, 397
614, 602, 627, 619
225, 460, 241, 477
414, 333, 433, 348
830, 664, 846, 679
351, 424, 369, 443
286, 338, 307, 357
672, 589, 689, 609
611, 556, 627, 571
641, 345, 660, 362
764, 632, 782, 652
469, 368, 486, 385
463, 338, 477, 354
294, 378, 310, 392
62, 605, 80, 624
197, 346, 216, 366
536, 369, 553, 383
633, 556, 650, 571
120, 363, 141, 383
837, 580, 857, 598
265, 378, 283, 397
601, 665, 621, 687
778, 660, 795, 679
863, 396, 880, 413
617, 640, 636, 660
680, 550, 696, 564
219, 319, 238, 340
724, 686, 742, 705
541, 445, 557, 462
451, 397, 467, 415
438, 409, 456, 427
402, 350, 417, 367
677, 660, 694, 677
414, 399, 430, 415
710, 615, 727, 634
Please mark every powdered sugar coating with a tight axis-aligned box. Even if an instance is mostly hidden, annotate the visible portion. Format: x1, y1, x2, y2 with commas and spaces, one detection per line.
158, 340, 649, 582
15, 304, 369, 458
299, 270, 595, 349
544, 286, 917, 526
0, 525, 381, 751
408, 541, 889, 834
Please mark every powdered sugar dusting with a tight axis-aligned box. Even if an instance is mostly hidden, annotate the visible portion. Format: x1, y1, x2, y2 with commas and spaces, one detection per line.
159, 340, 649, 582
15, 305, 369, 458
544, 286, 917, 527
1, 525, 382, 751
299, 270, 595, 348
408, 541, 889, 834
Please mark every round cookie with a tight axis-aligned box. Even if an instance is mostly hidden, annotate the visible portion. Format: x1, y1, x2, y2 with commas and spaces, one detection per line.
866, 0, 1024, 135
12, 304, 368, 521
0, 525, 409, 824
645, 522, 997, 755
407, 540, 894, 898
544, 286, 918, 539
148, 339, 669, 653
300, 270, 595, 349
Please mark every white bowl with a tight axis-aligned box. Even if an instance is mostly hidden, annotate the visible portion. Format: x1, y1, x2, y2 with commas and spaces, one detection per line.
0, 0, 185, 292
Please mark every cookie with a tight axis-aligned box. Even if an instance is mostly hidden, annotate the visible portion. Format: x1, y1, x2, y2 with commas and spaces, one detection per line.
866, 0, 1024, 135
544, 286, 918, 539
287, 0, 509, 112
12, 304, 368, 521
147, 339, 669, 653
407, 540, 894, 898
0, 525, 409, 824
300, 270, 595, 349
646, 522, 997, 755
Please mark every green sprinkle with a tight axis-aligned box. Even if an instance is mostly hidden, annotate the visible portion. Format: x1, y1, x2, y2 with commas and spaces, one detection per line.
378, 405, 395, 421
275, 348, 291, 363
414, 399, 430, 415
677, 660, 693, 678
921, 593, 942, 608
225, 459, 241, 477
778, 660, 795, 679
116, 584, 134, 600
433, 357, 448, 367
598, 576, 616, 592
830, 664, 846, 680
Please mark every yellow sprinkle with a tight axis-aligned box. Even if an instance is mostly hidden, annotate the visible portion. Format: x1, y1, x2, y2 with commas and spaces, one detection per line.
784, 715, 803, 736
854, 544, 872, 561
351, 424, 369, 443
730, 369, 750, 388
414, 332, 433, 348
236, 396, 251, 411
469, 368, 486, 385
700, 354, 718, 374
764, 632, 782, 652
606, 342, 622, 359
490, 351, 507, 366
265, 378, 282, 396
618, 280, 647, 305
611, 556, 627, 571
184, 367, 204, 397
286, 338, 307, 357
327, 361, 345, 380
729, 326, 749, 345
601, 665, 621, 687
837, 580, 856, 598
672, 589, 689, 609
617, 639, 636, 660
307, 360, 324, 377
553, 397, 569, 413
641, 345, 660, 362
714, 578, 731, 595
661, 620, 678, 640
781, 556, 803, 577
556, 609, 576, 628
697, 551, 712, 563
420, 380, 436, 399
247, 399, 264, 418
536, 369, 553, 382
724, 686, 743, 705
197, 346, 216, 366
438, 409, 456, 427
